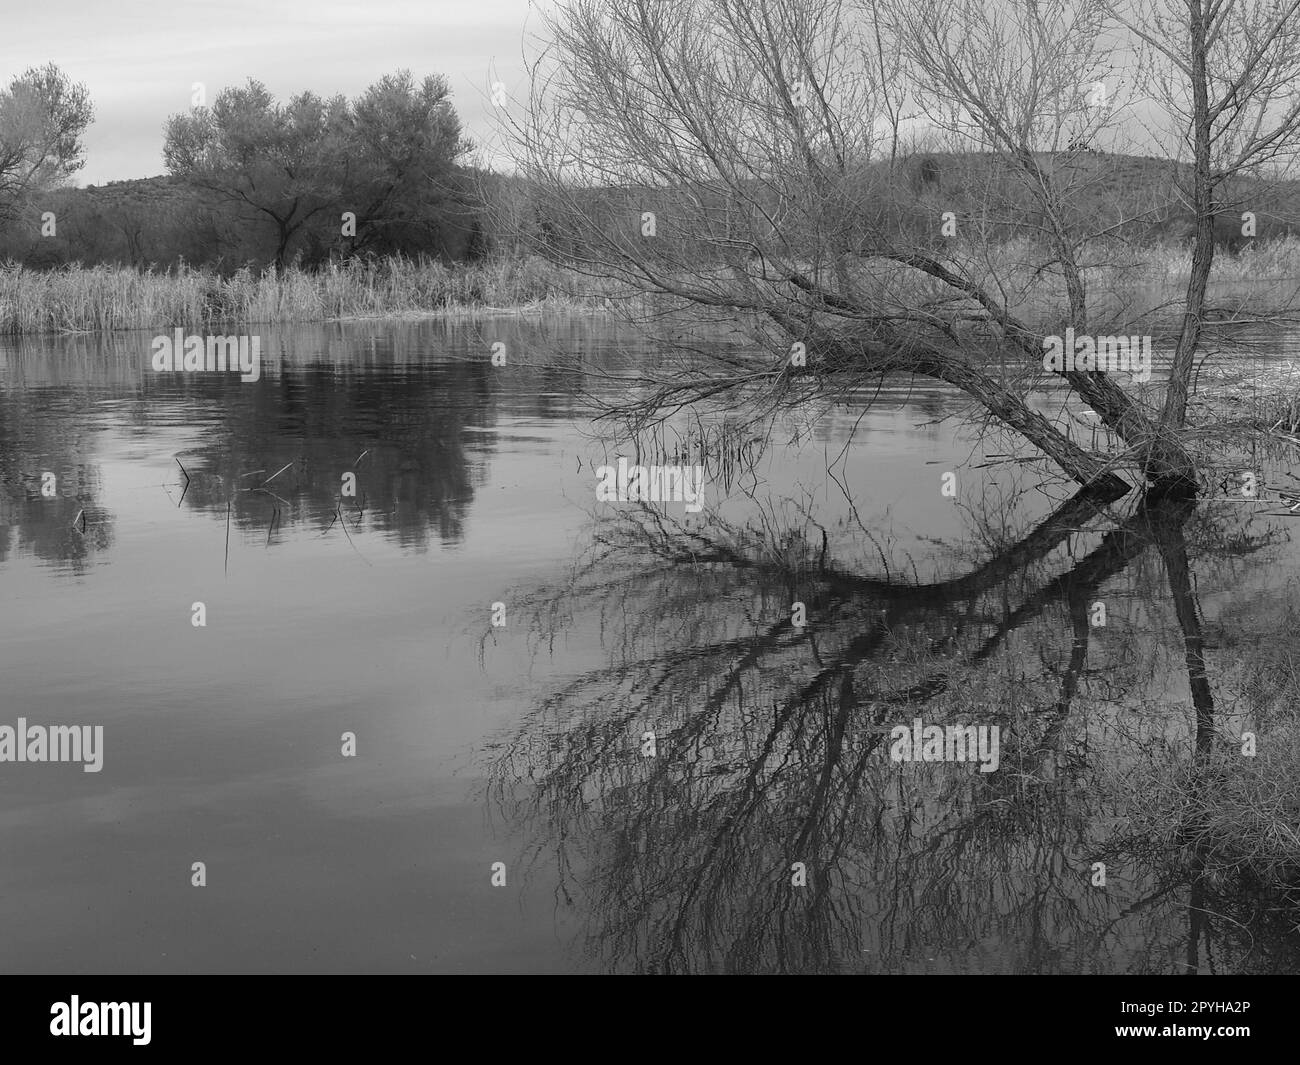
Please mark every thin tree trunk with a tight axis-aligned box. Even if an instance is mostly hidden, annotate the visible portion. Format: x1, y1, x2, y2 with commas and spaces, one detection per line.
1152, 0, 1215, 495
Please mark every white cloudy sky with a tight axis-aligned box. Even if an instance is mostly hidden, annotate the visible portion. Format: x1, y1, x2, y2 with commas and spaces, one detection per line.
1, 0, 1250, 189
1, 0, 540, 185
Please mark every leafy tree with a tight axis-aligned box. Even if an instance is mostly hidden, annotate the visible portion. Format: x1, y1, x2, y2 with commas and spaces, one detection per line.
164, 80, 350, 268
0, 63, 93, 224
163, 72, 469, 268
342, 71, 470, 258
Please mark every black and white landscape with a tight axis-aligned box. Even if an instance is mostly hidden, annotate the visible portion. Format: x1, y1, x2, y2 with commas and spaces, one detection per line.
2, 0, 1299, 988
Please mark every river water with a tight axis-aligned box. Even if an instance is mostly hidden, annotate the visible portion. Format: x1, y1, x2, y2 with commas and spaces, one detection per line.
2, 316, 1298, 973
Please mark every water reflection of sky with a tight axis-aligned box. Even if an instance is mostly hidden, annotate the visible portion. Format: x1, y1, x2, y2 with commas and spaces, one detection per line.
2, 317, 1298, 973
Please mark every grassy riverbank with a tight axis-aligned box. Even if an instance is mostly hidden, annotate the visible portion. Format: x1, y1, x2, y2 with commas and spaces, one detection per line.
5, 238, 1300, 336
861, 236, 1300, 331
0, 256, 614, 334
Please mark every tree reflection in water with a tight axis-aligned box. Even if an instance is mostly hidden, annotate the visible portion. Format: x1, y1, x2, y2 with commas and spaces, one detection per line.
487, 477, 1300, 974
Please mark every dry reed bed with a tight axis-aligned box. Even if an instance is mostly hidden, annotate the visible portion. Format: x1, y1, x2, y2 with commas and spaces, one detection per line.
856, 236, 1300, 330
7, 239, 1300, 336
0, 257, 615, 335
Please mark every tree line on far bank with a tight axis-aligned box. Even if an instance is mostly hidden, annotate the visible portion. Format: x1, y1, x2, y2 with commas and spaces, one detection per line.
0, 66, 551, 272
7, 61, 1300, 280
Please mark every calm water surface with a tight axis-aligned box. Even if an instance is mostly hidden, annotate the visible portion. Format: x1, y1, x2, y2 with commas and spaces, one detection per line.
2, 317, 1299, 973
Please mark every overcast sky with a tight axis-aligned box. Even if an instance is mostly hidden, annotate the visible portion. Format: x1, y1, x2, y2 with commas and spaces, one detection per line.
1, 0, 539, 185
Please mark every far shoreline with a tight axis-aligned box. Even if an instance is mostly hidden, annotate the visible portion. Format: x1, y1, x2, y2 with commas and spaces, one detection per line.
4, 241, 1300, 337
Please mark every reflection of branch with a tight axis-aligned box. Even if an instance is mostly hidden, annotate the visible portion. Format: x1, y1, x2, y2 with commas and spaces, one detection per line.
487, 477, 1296, 973
485, 486, 1131, 967
174, 457, 190, 507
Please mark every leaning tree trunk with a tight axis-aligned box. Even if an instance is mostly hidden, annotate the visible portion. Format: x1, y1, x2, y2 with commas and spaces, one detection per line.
805, 325, 1131, 495
880, 251, 1196, 490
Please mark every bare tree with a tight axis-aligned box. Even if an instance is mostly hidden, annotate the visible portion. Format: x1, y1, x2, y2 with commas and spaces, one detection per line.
508, 0, 1300, 498
1106, 0, 1300, 435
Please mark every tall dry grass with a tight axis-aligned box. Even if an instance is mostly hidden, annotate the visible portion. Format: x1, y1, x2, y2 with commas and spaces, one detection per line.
6, 238, 1300, 337
853, 235, 1300, 331
0, 256, 617, 335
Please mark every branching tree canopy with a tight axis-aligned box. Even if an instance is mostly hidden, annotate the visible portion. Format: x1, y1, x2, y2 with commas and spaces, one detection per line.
347, 72, 471, 256
509, 0, 1300, 499
163, 80, 350, 267
0, 63, 93, 225
163, 72, 468, 266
